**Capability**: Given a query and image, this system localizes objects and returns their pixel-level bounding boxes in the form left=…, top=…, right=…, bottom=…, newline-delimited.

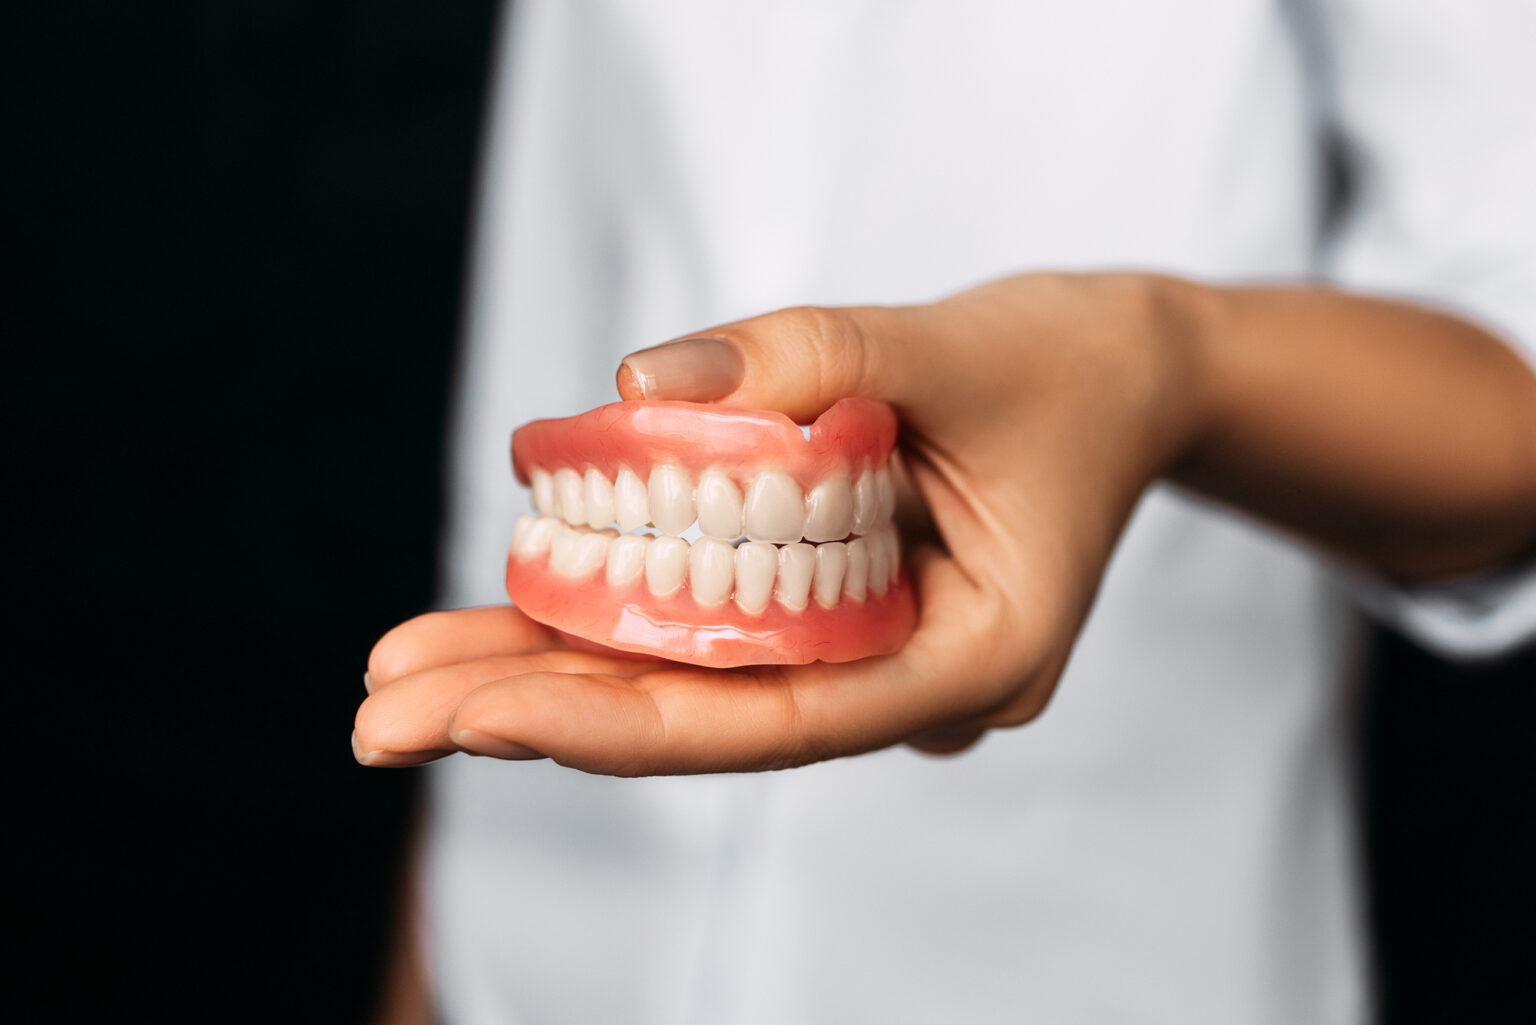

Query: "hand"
left=355, top=273, right=1207, bottom=773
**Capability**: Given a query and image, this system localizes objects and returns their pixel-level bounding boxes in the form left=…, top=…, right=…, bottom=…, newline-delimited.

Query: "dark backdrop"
left=7, top=3, right=1531, bottom=1023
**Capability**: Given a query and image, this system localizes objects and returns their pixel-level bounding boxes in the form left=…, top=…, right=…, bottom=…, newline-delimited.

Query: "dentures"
left=505, top=399, right=917, bottom=667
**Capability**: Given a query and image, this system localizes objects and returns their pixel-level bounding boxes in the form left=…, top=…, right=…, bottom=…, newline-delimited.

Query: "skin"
left=355, top=273, right=1536, bottom=774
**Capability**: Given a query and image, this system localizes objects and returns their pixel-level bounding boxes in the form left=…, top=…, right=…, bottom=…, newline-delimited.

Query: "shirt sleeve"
left=1311, top=0, right=1536, bottom=659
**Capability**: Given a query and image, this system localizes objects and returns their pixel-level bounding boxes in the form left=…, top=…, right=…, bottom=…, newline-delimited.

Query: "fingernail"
left=363, top=670, right=374, bottom=694
left=619, top=337, right=743, bottom=401
left=452, top=728, right=546, bottom=761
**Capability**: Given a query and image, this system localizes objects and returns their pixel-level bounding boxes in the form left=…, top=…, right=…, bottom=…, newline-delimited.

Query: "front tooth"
left=583, top=469, right=615, bottom=529
left=689, top=537, right=735, bottom=606
left=745, top=472, right=805, bottom=543
left=554, top=468, right=585, bottom=526
left=696, top=470, right=743, bottom=539
left=645, top=536, right=689, bottom=597
left=803, top=476, right=854, bottom=542
left=775, top=542, right=816, bottom=612
left=512, top=514, right=554, bottom=558
left=867, top=532, right=890, bottom=596
left=530, top=469, right=555, bottom=516
left=813, top=542, right=848, bottom=609
left=648, top=465, right=695, bottom=536
left=734, top=541, right=777, bottom=614
left=844, top=537, right=870, bottom=601
left=852, top=470, right=879, bottom=535
left=875, top=465, right=896, bottom=523
left=614, top=467, right=649, bottom=531
left=606, top=534, right=647, bottom=587
left=550, top=528, right=607, bottom=578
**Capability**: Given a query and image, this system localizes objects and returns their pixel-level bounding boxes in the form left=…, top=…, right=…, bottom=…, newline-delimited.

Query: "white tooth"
left=734, top=541, right=777, bottom=615
left=554, top=468, right=585, bottom=526
left=550, top=527, right=608, bottom=578
left=513, top=515, right=557, bottom=558
left=648, top=465, right=695, bottom=536
left=844, top=537, right=870, bottom=601
left=867, top=531, right=890, bottom=596
left=744, top=472, right=805, bottom=543
left=689, top=537, right=735, bottom=606
left=776, top=542, right=816, bottom=612
left=530, top=469, right=555, bottom=516
left=813, top=542, right=848, bottom=610
left=645, top=535, right=689, bottom=597
left=696, top=469, right=743, bottom=539
left=883, top=526, right=902, bottom=578
left=583, top=469, right=615, bottom=529
left=852, top=470, right=879, bottom=535
left=605, top=534, right=647, bottom=587
left=875, top=464, right=896, bottom=523
left=803, top=476, right=854, bottom=542
left=614, top=466, right=649, bottom=531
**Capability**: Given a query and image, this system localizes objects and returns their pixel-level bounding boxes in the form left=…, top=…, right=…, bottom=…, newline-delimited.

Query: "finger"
left=367, top=606, right=558, bottom=689
left=450, top=558, right=1026, bottom=776
left=616, top=305, right=938, bottom=423
left=905, top=725, right=987, bottom=756
left=354, top=649, right=652, bottom=766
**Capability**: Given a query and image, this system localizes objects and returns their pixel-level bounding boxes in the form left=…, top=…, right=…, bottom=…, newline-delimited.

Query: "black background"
left=8, top=3, right=1532, bottom=1022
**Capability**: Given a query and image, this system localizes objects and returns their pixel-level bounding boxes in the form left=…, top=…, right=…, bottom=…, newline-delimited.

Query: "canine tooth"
left=844, top=537, right=870, bottom=601
left=875, top=465, right=896, bottom=523
left=689, top=537, right=735, bottom=606
left=648, top=465, right=695, bottom=536
left=734, top=541, right=777, bottom=614
left=852, top=470, right=879, bottom=535
left=696, top=470, right=743, bottom=539
left=554, top=468, right=585, bottom=526
left=775, top=542, right=816, bottom=612
left=605, top=533, right=647, bottom=587
left=803, top=476, right=854, bottom=542
left=645, top=536, right=689, bottom=597
left=813, top=542, right=848, bottom=610
left=550, top=527, right=607, bottom=578
left=867, top=532, right=890, bottom=596
left=614, top=466, right=649, bottom=531
left=745, top=472, right=805, bottom=543
left=583, top=469, right=615, bottom=529
left=530, top=469, right=555, bottom=516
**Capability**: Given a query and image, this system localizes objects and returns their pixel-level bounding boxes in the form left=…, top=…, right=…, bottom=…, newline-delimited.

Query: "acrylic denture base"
left=506, top=399, right=917, bottom=667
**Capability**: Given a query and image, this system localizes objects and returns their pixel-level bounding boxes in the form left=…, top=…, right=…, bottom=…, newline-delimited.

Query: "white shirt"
left=429, top=3, right=1536, bottom=1023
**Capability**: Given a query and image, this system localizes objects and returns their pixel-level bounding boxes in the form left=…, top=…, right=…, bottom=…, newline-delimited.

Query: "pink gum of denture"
left=505, top=399, right=917, bottom=668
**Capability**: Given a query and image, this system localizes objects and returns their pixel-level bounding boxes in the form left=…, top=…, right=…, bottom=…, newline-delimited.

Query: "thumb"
left=616, top=305, right=917, bottom=422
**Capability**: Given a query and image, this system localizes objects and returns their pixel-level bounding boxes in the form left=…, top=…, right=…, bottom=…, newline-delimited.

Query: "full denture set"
left=505, top=399, right=917, bottom=667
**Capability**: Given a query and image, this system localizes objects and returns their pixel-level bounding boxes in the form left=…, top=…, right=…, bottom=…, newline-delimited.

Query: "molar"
left=803, top=476, right=854, bottom=543
left=550, top=525, right=607, bottom=578
left=744, top=471, right=805, bottom=544
left=530, top=469, right=555, bottom=516
left=554, top=467, right=586, bottom=526
left=645, top=535, right=689, bottom=597
left=775, top=542, right=816, bottom=612
left=512, top=514, right=556, bottom=557
left=851, top=470, right=879, bottom=535
left=696, top=469, right=743, bottom=540
left=733, top=541, right=777, bottom=614
left=844, top=537, right=870, bottom=601
left=614, top=466, right=649, bottom=532
left=583, top=468, right=615, bottom=529
left=606, top=533, right=647, bottom=587
left=689, top=537, right=735, bottom=606
left=648, top=465, right=695, bottom=536
left=813, top=542, right=848, bottom=610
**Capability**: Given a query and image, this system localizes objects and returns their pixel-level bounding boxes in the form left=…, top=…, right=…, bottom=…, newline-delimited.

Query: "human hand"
left=354, top=273, right=1209, bottom=773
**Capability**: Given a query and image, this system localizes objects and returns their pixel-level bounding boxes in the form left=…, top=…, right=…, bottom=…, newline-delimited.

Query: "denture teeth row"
left=512, top=515, right=902, bottom=613
left=529, top=465, right=896, bottom=543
